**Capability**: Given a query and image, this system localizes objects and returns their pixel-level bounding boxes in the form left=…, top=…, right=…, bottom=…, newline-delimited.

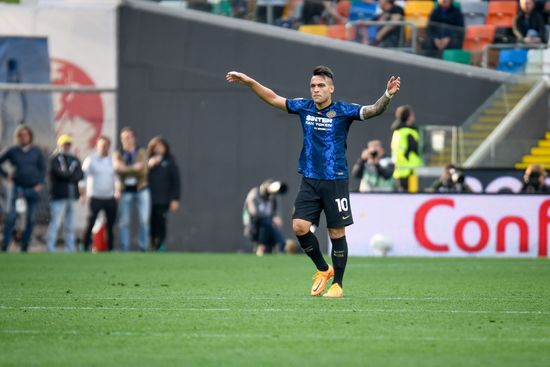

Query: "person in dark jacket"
left=46, top=134, right=83, bottom=252
left=147, top=137, right=180, bottom=251
left=513, top=0, right=547, bottom=44
left=0, top=125, right=45, bottom=252
left=425, top=0, right=464, bottom=56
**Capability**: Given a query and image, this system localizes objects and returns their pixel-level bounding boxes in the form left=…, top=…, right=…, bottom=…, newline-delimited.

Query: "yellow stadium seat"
left=298, top=25, right=328, bottom=37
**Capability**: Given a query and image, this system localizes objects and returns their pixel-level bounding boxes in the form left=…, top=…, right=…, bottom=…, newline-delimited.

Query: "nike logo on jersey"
left=342, top=215, right=351, bottom=220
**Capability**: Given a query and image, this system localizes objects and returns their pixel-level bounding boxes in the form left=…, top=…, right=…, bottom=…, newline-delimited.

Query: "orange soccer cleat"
left=310, top=265, right=334, bottom=296
left=323, top=283, right=344, bottom=298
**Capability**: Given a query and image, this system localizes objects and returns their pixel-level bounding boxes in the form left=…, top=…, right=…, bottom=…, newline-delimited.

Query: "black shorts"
left=292, top=177, right=353, bottom=228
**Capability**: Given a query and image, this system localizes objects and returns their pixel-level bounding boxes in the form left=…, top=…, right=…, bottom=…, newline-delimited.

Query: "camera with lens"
left=449, top=168, right=465, bottom=184
left=259, top=179, right=288, bottom=198
left=369, top=150, right=378, bottom=159
left=525, top=171, right=541, bottom=187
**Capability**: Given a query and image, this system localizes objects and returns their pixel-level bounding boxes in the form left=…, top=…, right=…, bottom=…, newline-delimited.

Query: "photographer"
left=351, top=140, right=394, bottom=192
left=521, top=164, right=548, bottom=193
left=429, top=163, right=472, bottom=193
left=243, top=179, right=288, bottom=256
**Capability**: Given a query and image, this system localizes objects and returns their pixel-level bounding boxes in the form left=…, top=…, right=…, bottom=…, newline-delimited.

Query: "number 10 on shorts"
left=335, top=198, right=349, bottom=212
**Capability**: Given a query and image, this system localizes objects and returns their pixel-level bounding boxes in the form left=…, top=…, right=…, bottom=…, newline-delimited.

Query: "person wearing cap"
left=0, top=125, right=46, bottom=252
left=46, top=134, right=83, bottom=252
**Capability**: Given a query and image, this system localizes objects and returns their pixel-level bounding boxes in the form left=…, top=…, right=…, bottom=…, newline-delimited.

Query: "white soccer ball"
left=370, top=233, right=393, bottom=257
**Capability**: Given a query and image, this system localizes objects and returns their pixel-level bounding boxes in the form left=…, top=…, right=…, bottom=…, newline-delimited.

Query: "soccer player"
left=226, top=66, right=400, bottom=298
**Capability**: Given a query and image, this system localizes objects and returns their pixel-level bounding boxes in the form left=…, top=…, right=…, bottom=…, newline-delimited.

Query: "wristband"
left=385, top=90, right=393, bottom=99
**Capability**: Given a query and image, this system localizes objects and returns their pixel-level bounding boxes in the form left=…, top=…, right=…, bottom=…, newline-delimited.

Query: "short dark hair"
left=396, top=105, right=412, bottom=123
left=98, top=135, right=111, bottom=145
left=313, top=66, right=334, bottom=81
left=120, top=126, right=134, bottom=135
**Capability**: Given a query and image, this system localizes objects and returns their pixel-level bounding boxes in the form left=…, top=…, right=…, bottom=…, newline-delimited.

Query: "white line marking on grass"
left=2, top=295, right=544, bottom=302
left=0, top=305, right=548, bottom=315
left=2, top=329, right=550, bottom=344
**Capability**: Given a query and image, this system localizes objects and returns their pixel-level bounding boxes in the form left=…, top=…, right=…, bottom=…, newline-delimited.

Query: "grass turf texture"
left=0, top=254, right=549, bottom=367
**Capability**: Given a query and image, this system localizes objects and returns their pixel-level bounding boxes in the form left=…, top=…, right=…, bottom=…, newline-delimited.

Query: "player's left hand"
left=387, top=76, right=401, bottom=96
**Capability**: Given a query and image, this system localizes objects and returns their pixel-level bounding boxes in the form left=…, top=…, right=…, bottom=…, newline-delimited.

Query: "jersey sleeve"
left=341, top=101, right=363, bottom=121
left=286, top=98, right=307, bottom=115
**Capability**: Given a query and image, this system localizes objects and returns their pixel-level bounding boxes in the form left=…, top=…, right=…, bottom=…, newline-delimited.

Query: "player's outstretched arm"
left=361, top=76, right=401, bottom=120
left=226, top=71, right=287, bottom=111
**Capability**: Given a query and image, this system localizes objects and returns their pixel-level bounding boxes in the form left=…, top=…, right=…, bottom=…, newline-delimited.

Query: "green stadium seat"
left=442, top=49, right=472, bottom=65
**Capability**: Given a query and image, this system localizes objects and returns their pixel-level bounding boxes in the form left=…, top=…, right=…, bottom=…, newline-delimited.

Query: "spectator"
left=113, top=127, right=150, bottom=252
left=80, top=136, right=119, bottom=252
left=373, top=0, right=405, bottom=48
left=351, top=140, right=395, bottom=192
left=0, top=125, right=45, bottom=252
left=425, top=0, right=464, bottom=56
left=46, top=134, right=83, bottom=252
left=428, top=163, right=472, bottom=193
left=300, top=0, right=345, bottom=25
left=520, top=164, right=548, bottom=193
left=243, top=179, right=288, bottom=255
left=390, top=105, right=423, bottom=192
left=147, top=137, right=181, bottom=252
left=513, top=0, right=547, bottom=44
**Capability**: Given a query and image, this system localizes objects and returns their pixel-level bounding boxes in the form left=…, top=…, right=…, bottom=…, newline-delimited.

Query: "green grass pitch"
left=0, top=253, right=549, bottom=366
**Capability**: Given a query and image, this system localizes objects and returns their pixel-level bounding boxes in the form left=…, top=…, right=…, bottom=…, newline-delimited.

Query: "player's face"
left=310, top=75, right=334, bottom=106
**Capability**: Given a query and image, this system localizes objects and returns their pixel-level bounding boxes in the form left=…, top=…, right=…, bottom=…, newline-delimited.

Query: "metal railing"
left=345, top=20, right=418, bottom=53
left=481, top=43, right=549, bottom=71
left=463, top=79, right=547, bottom=167
left=421, top=125, right=460, bottom=166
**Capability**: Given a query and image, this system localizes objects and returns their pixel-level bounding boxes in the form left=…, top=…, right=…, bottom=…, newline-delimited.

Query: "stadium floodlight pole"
left=0, top=83, right=116, bottom=93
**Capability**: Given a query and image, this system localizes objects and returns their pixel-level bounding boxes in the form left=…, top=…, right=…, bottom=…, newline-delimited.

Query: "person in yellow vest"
left=390, top=105, right=423, bottom=192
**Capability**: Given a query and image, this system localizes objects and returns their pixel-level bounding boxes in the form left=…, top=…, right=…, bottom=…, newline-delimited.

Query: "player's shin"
left=297, top=231, right=329, bottom=271
left=330, top=236, right=348, bottom=287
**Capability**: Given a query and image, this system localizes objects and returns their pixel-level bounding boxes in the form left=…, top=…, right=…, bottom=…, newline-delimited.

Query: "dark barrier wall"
left=118, top=1, right=509, bottom=252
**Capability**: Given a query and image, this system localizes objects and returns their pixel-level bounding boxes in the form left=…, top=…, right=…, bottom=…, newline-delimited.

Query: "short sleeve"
left=341, top=102, right=362, bottom=121
left=286, top=98, right=306, bottom=115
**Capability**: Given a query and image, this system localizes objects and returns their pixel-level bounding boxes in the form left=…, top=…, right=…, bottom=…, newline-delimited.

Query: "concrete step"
left=493, top=99, right=521, bottom=108
left=531, top=147, right=550, bottom=155
left=539, top=140, right=550, bottom=147
left=463, top=131, right=490, bottom=139
left=522, top=155, right=550, bottom=164
left=470, top=124, right=498, bottom=131
left=508, top=84, right=533, bottom=93
left=515, top=162, right=550, bottom=170
left=476, top=116, right=502, bottom=124
left=483, top=108, right=507, bottom=115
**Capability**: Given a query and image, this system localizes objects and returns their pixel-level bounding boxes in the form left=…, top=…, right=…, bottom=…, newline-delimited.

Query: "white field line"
left=1, top=295, right=545, bottom=302
left=0, top=304, right=548, bottom=315
left=1, top=329, right=550, bottom=344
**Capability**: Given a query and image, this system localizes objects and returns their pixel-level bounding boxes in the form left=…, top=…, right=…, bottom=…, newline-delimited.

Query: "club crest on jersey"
left=326, top=111, right=336, bottom=118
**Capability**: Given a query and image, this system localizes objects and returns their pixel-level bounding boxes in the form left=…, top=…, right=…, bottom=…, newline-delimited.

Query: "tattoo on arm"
left=361, top=94, right=392, bottom=120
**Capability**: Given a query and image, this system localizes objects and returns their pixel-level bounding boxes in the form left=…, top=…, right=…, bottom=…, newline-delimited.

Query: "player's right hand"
left=226, top=71, right=251, bottom=85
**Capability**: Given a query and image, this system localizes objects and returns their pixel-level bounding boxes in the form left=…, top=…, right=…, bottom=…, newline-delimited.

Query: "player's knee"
left=328, top=227, right=345, bottom=239
left=292, top=220, right=310, bottom=236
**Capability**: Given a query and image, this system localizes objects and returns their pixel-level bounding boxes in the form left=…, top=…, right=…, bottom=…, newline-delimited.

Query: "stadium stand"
left=517, top=131, right=550, bottom=170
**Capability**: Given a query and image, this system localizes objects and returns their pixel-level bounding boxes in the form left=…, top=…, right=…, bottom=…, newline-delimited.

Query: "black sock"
left=297, top=231, right=328, bottom=271
left=330, top=236, right=348, bottom=287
